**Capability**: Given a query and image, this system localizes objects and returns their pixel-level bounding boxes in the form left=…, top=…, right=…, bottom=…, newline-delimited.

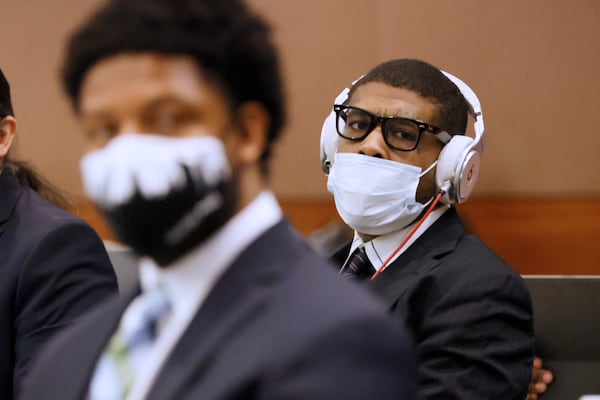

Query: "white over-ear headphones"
left=319, top=70, right=485, bottom=204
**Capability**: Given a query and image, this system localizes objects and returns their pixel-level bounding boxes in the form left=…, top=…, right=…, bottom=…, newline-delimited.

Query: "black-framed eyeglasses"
left=333, top=104, right=451, bottom=151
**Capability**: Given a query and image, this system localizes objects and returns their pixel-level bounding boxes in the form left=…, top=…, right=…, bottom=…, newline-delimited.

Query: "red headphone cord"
left=370, top=190, right=445, bottom=280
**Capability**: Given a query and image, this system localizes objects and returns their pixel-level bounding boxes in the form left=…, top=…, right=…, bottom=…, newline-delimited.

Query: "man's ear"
left=0, top=116, right=16, bottom=158
left=234, top=101, right=270, bottom=164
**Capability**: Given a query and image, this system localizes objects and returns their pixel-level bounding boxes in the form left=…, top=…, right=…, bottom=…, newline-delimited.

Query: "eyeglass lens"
left=338, top=106, right=422, bottom=151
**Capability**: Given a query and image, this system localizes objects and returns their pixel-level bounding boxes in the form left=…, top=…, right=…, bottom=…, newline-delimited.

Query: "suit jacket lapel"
left=148, top=220, right=294, bottom=400
left=366, top=208, right=465, bottom=308
left=42, top=288, right=138, bottom=400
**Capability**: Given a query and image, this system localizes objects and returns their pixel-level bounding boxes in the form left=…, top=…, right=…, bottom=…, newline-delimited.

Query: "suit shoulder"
left=419, top=234, right=532, bottom=312
left=15, top=187, right=101, bottom=242
left=437, top=233, right=522, bottom=280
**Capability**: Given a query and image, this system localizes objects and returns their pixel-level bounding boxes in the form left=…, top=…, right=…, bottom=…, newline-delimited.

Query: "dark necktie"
left=341, top=247, right=375, bottom=281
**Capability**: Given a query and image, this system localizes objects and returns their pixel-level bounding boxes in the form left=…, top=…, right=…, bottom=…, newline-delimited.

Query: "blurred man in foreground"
left=22, top=1, right=416, bottom=399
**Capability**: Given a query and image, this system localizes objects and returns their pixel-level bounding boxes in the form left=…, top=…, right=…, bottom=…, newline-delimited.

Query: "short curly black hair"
left=348, top=59, right=470, bottom=135
left=61, top=0, right=285, bottom=166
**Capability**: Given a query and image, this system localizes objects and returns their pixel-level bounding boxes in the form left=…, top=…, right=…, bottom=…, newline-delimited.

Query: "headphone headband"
left=440, top=70, right=485, bottom=153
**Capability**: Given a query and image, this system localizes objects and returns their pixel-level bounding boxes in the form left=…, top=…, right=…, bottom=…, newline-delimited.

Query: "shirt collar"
left=139, top=190, right=282, bottom=314
left=348, top=204, right=450, bottom=272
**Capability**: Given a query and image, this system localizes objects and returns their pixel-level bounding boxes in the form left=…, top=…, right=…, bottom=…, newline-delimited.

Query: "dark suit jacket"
left=22, top=220, right=417, bottom=400
left=0, top=170, right=118, bottom=399
left=333, top=207, right=534, bottom=400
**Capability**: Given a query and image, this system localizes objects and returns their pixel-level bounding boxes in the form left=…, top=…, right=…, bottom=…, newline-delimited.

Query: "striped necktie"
left=341, top=247, right=375, bottom=281
left=89, top=289, right=171, bottom=400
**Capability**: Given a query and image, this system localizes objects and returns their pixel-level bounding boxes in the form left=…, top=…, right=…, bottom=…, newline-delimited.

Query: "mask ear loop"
left=419, top=160, right=437, bottom=178
left=370, top=189, right=445, bottom=280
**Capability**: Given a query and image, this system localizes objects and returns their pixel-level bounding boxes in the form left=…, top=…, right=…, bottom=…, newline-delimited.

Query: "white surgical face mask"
left=327, top=152, right=436, bottom=236
left=80, top=133, right=236, bottom=266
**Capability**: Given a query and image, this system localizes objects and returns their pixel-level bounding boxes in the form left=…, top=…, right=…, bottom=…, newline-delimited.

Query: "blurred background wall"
left=1, top=0, right=599, bottom=273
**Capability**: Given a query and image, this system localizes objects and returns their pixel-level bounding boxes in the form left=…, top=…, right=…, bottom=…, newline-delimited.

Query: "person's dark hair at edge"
left=61, top=0, right=286, bottom=174
left=348, top=58, right=470, bottom=136
left=0, top=68, right=69, bottom=209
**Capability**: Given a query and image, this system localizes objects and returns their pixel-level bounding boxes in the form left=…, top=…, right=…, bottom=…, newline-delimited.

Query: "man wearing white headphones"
left=322, top=58, right=534, bottom=399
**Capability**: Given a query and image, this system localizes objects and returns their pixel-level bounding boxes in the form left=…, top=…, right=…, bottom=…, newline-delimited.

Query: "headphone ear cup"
left=320, top=86, right=351, bottom=175
left=320, top=109, right=338, bottom=175
left=435, top=135, right=480, bottom=204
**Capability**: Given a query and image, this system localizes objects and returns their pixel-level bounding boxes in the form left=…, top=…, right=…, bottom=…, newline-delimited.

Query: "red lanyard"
left=370, top=191, right=445, bottom=280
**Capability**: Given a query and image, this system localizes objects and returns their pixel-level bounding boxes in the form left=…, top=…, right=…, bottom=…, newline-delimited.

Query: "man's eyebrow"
left=376, top=108, right=418, bottom=119
left=139, top=95, right=193, bottom=111
left=81, top=94, right=193, bottom=118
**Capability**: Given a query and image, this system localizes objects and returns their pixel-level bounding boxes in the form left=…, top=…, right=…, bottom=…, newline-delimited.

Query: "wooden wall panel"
left=458, top=198, right=600, bottom=275
left=3, top=0, right=600, bottom=199
left=73, top=197, right=600, bottom=276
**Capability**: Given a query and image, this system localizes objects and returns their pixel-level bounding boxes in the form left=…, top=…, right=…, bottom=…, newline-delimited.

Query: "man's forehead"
left=78, top=53, right=217, bottom=114
left=349, top=82, right=437, bottom=120
left=82, top=54, right=205, bottom=91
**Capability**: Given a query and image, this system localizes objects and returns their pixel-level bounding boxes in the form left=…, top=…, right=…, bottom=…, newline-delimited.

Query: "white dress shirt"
left=126, top=190, right=282, bottom=400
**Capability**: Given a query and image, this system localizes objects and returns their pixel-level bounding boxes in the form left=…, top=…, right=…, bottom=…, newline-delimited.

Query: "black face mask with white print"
left=81, top=134, right=237, bottom=266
